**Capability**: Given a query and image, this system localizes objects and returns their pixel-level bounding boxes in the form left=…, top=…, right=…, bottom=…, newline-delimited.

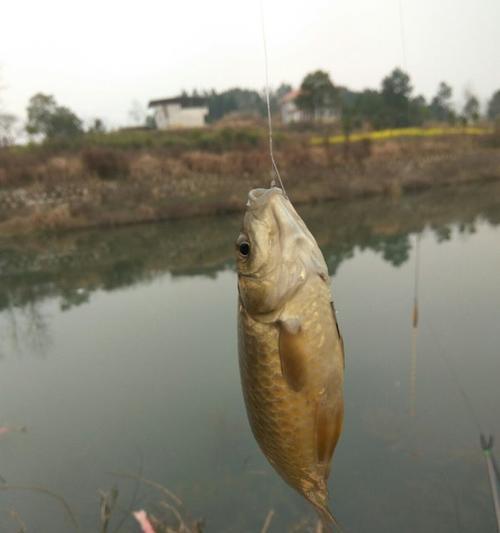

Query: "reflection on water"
left=0, top=181, right=500, bottom=531
left=409, top=234, right=420, bottom=419
left=0, top=302, right=51, bottom=359
left=2, top=182, right=498, bottom=321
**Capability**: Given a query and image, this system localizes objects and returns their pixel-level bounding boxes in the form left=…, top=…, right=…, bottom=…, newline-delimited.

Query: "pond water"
left=1, top=182, right=499, bottom=532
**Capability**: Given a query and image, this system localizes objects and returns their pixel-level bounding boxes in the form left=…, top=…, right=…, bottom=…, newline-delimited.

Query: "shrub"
left=480, top=121, right=500, bottom=148
left=181, top=151, right=223, bottom=173
left=82, top=147, right=129, bottom=180
left=0, top=149, right=43, bottom=187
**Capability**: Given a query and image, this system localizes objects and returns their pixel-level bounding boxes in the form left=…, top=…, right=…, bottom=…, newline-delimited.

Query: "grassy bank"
left=0, top=126, right=499, bottom=235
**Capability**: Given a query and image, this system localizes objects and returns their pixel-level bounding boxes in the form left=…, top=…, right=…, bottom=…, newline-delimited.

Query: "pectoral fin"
left=278, top=318, right=307, bottom=392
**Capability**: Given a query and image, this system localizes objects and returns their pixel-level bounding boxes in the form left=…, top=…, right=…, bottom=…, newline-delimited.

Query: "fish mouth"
left=238, top=272, right=258, bottom=279
left=247, top=187, right=285, bottom=210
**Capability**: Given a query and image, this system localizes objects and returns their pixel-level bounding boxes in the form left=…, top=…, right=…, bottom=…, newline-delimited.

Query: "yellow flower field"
left=311, top=126, right=493, bottom=145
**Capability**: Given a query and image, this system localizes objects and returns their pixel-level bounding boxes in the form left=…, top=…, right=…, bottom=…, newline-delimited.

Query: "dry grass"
left=0, top=133, right=499, bottom=236
left=0, top=484, right=78, bottom=529
left=82, top=147, right=130, bottom=180
left=107, top=472, right=203, bottom=533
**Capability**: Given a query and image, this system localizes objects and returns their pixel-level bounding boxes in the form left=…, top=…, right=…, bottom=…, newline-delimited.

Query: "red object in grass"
left=133, top=510, right=156, bottom=533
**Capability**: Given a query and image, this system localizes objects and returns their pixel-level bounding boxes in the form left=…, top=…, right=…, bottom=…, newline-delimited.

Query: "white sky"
left=1, top=0, right=499, bottom=127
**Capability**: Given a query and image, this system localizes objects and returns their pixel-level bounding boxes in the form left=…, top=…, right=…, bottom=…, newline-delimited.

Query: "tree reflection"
left=376, top=234, right=412, bottom=267
left=60, top=288, right=90, bottom=311
left=101, top=258, right=147, bottom=291
left=0, top=180, right=499, bottom=359
left=0, top=300, right=51, bottom=358
left=433, top=225, right=452, bottom=242
left=23, top=302, right=51, bottom=356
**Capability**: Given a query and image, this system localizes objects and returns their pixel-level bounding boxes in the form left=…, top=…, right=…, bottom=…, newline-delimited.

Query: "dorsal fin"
left=330, top=301, right=345, bottom=369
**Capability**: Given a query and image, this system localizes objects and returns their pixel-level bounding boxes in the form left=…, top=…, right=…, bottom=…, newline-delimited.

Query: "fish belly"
left=238, top=277, right=343, bottom=504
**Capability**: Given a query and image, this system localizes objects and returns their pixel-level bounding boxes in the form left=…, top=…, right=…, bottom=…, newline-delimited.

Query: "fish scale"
left=237, top=189, right=344, bottom=531
left=239, top=276, right=341, bottom=503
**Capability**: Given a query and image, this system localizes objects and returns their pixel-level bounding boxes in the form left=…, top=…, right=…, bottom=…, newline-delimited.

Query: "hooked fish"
left=236, top=187, right=345, bottom=528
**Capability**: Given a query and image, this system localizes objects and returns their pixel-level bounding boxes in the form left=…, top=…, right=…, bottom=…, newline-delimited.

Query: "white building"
left=148, top=96, right=208, bottom=130
left=280, top=89, right=340, bottom=125
left=280, top=89, right=306, bottom=125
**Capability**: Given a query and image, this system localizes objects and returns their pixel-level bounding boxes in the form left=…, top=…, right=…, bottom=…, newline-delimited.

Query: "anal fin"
left=315, top=386, right=343, bottom=469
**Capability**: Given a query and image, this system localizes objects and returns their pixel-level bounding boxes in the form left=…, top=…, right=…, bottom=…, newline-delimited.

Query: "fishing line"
left=413, top=233, right=500, bottom=523
left=398, top=0, right=408, bottom=71
left=424, top=319, right=483, bottom=436
left=397, top=0, right=413, bottom=128
left=259, top=0, right=287, bottom=197
left=411, top=234, right=482, bottom=433
left=413, top=233, right=420, bottom=311
left=409, top=234, right=420, bottom=417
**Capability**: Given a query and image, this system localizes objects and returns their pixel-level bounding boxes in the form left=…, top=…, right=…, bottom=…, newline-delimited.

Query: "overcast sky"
left=1, top=0, right=499, bottom=127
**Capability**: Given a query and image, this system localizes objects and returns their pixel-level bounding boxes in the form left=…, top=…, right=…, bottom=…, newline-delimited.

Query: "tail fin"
left=311, top=501, right=344, bottom=533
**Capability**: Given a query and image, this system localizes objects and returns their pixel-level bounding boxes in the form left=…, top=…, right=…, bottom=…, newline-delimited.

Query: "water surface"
left=1, top=182, right=499, bottom=532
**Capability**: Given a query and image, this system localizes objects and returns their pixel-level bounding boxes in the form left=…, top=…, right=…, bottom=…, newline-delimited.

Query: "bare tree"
left=0, top=113, right=17, bottom=146
left=0, top=68, right=18, bottom=146
left=463, top=90, right=480, bottom=124
left=128, top=99, right=146, bottom=126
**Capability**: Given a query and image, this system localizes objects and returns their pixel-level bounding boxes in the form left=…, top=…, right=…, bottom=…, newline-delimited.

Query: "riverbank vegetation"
left=1, top=126, right=500, bottom=235
left=1, top=66, right=500, bottom=235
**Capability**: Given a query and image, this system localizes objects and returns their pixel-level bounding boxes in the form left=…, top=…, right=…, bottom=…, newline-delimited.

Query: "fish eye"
left=239, top=242, right=251, bottom=257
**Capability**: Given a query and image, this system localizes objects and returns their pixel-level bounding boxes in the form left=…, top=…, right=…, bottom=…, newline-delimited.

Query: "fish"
left=236, top=187, right=345, bottom=528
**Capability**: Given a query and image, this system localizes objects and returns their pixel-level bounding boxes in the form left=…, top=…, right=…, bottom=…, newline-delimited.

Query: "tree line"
left=1, top=68, right=500, bottom=144
left=187, top=69, right=500, bottom=133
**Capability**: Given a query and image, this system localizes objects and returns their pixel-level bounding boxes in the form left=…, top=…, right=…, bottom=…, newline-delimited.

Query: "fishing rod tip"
left=480, top=433, right=494, bottom=451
